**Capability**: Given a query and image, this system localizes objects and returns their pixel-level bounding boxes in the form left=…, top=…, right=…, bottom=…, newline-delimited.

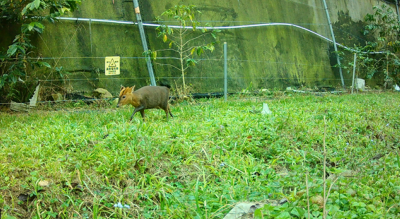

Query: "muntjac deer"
left=117, top=85, right=173, bottom=121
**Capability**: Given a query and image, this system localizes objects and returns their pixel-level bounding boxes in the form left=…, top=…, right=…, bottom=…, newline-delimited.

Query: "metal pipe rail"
left=57, top=16, right=385, bottom=55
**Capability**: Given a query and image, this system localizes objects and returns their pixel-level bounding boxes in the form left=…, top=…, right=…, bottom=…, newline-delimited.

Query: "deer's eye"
left=122, top=95, right=126, bottom=99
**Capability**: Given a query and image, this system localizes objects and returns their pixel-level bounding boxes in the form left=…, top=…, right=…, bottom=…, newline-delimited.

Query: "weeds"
left=0, top=92, right=400, bottom=218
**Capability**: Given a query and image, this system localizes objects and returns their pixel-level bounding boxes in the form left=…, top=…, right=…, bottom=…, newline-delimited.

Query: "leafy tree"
left=0, top=0, right=80, bottom=101
left=148, top=5, right=220, bottom=92
left=347, top=4, right=400, bottom=86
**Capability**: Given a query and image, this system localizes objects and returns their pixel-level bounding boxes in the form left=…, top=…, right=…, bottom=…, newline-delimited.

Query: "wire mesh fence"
left=0, top=54, right=357, bottom=106
left=0, top=0, right=394, bottom=107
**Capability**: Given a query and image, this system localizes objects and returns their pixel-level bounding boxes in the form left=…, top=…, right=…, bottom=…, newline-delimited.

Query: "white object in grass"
left=261, top=103, right=272, bottom=115
left=29, top=84, right=40, bottom=106
left=356, top=78, right=365, bottom=90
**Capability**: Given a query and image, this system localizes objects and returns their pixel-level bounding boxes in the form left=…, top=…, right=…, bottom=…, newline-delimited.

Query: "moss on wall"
left=25, top=0, right=384, bottom=95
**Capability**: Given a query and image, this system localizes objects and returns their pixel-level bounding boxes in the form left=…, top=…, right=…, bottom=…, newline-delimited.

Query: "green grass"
left=1, top=92, right=400, bottom=218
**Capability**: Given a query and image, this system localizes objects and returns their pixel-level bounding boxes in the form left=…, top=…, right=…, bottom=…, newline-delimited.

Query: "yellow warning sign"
left=105, top=56, right=120, bottom=75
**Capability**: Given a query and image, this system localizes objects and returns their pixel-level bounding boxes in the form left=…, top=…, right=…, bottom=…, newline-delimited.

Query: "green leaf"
left=60, top=7, right=71, bottom=14
left=190, top=47, right=196, bottom=55
left=276, top=212, right=291, bottom=219
left=29, top=3, right=35, bottom=10
left=254, top=208, right=263, bottom=218
left=152, top=51, right=157, bottom=60
left=367, top=204, right=376, bottom=212
left=33, top=22, right=44, bottom=29
left=17, top=46, right=26, bottom=55
left=186, top=59, right=197, bottom=67
left=13, top=35, right=21, bottom=43
left=196, top=47, right=203, bottom=56
left=163, top=34, right=168, bottom=42
left=312, top=211, right=321, bottom=217
left=38, top=61, right=51, bottom=68
left=21, top=3, right=31, bottom=15
left=396, top=153, right=400, bottom=168
left=66, top=0, right=80, bottom=11
left=352, top=202, right=366, bottom=208
left=3, top=214, right=17, bottom=219
left=33, top=0, right=41, bottom=9
left=33, top=27, right=43, bottom=34
left=208, top=44, right=215, bottom=52
left=46, top=17, right=54, bottom=23
left=28, top=23, right=35, bottom=31
left=7, top=45, right=18, bottom=56
left=290, top=207, right=305, bottom=217
left=27, top=22, right=45, bottom=33
left=167, top=27, right=173, bottom=35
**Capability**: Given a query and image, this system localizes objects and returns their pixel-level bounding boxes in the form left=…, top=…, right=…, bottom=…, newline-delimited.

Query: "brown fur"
left=117, top=85, right=173, bottom=121
left=119, top=85, right=135, bottom=97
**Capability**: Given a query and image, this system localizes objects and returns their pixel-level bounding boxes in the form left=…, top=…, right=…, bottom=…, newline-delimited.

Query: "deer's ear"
left=120, top=85, right=125, bottom=91
left=132, top=85, right=136, bottom=92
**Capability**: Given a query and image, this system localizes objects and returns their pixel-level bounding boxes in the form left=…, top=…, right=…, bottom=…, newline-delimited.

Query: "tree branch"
left=183, top=54, right=193, bottom=60
left=154, top=48, right=180, bottom=54
left=182, top=32, right=211, bottom=48
left=154, top=62, right=181, bottom=71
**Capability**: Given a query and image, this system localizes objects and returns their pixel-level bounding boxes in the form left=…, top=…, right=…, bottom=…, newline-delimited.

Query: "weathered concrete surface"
left=1, top=0, right=391, bottom=95
left=327, top=0, right=377, bottom=22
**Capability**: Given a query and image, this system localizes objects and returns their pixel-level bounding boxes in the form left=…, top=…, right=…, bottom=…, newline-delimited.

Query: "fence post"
left=224, top=42, right=228, bottom=101
left=132, top=0, right=156, bottom=86
left=322, top=0, right=345, bottom=88
left=89, top=19, right=92, bottom=54
left=351, top=53, right=357, bottom=94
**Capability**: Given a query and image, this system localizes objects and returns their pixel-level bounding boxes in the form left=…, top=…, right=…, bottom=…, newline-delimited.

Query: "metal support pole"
left=351, top=53, right=357, bottom=94
left=132, top=0, right=156, bottom=86
left=224, top=42, right=228, bottom=101
left=322, top=0, right=345, bottom=88
left=89, top=19, right=92, bottom=54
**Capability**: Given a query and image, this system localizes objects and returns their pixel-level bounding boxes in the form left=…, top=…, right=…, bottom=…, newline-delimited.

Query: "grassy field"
left=1, top=92, right=400, bottom=218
